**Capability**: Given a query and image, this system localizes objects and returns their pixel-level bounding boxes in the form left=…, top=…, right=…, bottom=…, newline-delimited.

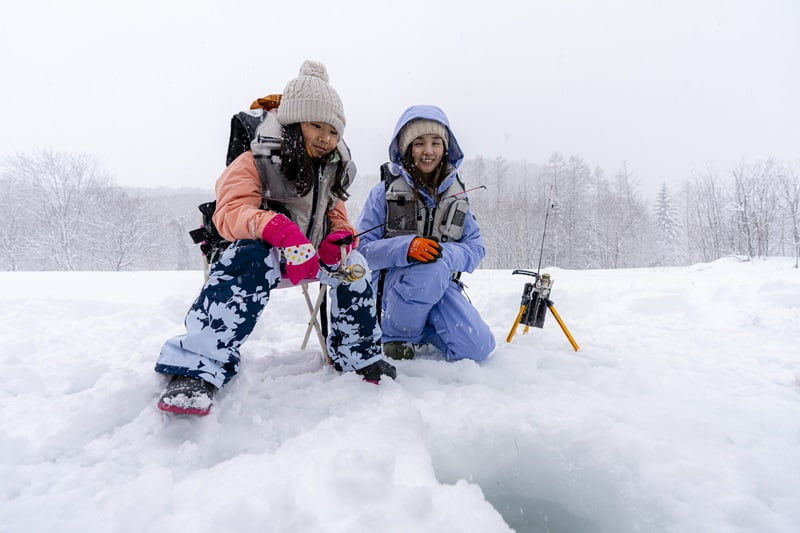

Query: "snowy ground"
left=1, top=258, right=799, bottom=533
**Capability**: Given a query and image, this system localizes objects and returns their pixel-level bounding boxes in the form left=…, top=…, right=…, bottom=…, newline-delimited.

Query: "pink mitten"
left=318, top=230, right=355, bottom=265
left=261, top=214, right=319, bottom=284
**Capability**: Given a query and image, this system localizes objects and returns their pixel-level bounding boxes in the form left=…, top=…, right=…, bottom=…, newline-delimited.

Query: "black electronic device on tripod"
left=506, top=269, right=579, bottom=351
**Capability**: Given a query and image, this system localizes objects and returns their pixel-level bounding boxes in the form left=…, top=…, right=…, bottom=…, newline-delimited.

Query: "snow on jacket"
left=213, top=113, right=355, bottom=247
left=356, top=105, right=486, bottom=274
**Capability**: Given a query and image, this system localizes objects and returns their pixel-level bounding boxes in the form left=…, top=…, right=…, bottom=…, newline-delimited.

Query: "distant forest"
left=1, top=150, right=798, bottom=271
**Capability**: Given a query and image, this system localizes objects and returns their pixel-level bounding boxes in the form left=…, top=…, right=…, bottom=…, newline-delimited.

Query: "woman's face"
left=300, top=122, right=339, bottom=158
left=410, top=134, right=445, bottom=175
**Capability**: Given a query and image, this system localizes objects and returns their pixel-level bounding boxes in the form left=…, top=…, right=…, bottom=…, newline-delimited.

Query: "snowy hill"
left=1, top=258, right=799, bottom=532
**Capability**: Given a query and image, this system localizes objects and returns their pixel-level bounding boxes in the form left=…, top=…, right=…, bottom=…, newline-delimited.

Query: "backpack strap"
left=188, top=200, right=231, bottom=264
left=374, top=162, right=400, bottom=325
left=380, top=162, right=400, bottom=188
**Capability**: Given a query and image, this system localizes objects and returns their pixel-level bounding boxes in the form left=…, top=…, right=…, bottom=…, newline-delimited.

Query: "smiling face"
left=409, top=134, right=445, bottom=176
left=300, top=121, right=339, bottom=158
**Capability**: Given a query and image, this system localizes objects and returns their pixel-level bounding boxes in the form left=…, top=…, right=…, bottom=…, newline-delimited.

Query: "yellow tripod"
left=506, top=270, right=580, bottom=352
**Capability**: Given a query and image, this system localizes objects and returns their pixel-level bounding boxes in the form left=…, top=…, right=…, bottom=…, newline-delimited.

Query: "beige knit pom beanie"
left=276, top=60, right=346, bottom=135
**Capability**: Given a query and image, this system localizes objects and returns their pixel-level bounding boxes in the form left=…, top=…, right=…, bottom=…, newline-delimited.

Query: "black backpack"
left=189, top=97, right=281, bottom=264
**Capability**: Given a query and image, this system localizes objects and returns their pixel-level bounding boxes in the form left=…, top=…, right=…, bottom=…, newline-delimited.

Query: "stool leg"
left=301, top=284, right=330, bottom=362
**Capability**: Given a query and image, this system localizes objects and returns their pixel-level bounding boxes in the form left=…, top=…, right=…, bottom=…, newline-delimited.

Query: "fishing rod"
left=506, top=184, right=580, bottom=351
left=536, top=184, right=555, bottom=276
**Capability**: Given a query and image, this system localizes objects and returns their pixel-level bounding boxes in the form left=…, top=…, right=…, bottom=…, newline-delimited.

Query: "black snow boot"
left=356, top=359, right=397, bottom=384
left=382, top=341, right=415, bottom=360
left=157, top=374, right=216, bottom=416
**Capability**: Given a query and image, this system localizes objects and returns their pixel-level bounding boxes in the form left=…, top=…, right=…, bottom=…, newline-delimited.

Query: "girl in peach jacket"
left=155, top=61, right=395, bottom=416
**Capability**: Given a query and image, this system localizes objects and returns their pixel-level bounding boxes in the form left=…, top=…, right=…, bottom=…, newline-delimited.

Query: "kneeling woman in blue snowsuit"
left=356, top=105, right=495, bottom=362
left=154, top=61, right=396, bottom=416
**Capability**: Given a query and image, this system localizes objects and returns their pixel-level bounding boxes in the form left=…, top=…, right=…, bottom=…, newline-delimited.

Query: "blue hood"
left=388, top=105, right=464, bottom=192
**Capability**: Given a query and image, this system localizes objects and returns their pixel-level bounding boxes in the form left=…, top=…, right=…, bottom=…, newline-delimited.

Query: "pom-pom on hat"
left=398, top=119, right=448, bottom=155
left=277, top=60, right=346, bottom=135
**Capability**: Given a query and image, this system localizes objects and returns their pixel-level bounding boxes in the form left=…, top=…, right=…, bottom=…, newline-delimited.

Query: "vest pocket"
left=385, top=189, right=418, bottom=237
left=439, top=198, right=468, bottom=242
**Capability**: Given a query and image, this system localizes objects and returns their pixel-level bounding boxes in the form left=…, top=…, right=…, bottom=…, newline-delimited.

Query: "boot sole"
left=157, top=400, right=211, bottom=416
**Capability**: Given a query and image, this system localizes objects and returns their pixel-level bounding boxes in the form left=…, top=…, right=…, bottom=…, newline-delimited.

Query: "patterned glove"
left=261, top=214, right=319, bottom=284
left=318, top=230, right=355, bottom=265
left=407, top=237, right=442, bottom=264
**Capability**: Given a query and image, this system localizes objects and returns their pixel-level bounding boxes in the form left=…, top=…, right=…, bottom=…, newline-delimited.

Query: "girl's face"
left=410, top=134, right=445, bottom=175
left=300, top=121, right=340, bottom=158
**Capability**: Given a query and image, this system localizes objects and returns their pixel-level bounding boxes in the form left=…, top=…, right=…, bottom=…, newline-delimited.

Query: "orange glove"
left=407, top=237, right=442, bottom=263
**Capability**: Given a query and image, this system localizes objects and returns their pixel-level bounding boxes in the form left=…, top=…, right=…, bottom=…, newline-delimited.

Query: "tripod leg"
left=547, top=303, right=580, bottom=352
left=506, top=305, right=527, bottom=343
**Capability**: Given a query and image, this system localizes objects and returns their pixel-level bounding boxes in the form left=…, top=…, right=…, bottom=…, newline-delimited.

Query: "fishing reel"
left=507, top=269, right=580, bottom=351
left=322, top=236, right=365, bottom=283
left=333, top=261, right=366, bottom=283
left=513, top=270, right=552, bottom=329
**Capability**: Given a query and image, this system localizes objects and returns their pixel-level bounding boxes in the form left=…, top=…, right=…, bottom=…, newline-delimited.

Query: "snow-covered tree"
left=729, top=160, right=778, bottom=258
left=1, top=150, right=166, bottom=271
left=778, top=163, right=800, bottom=268
left=562, top=155, right=593, bottom=268
left=652, top=182, right=683, bottom=265
left=684, top=168, right=728, bottom=263
left=83, top=185, right=162, bottom=271
left=5, top=150, right=109, bottom=270
left=0, top=174, right=26, bottom=270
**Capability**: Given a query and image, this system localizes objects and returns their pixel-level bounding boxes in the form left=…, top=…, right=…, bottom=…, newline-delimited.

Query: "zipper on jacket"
left=422, top=190, right=438, bottom=237
left=423, top=205, right=435, bottom=237
left=305, top=164, right=323, bottom=237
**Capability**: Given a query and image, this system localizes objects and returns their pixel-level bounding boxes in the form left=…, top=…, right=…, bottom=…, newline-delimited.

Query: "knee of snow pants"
left=379, top=261, right=496, bottom=361
left=380, top=261, right=452, bottom=341
left=427, top=284, right=496, bottom=362
left=155, top=239, right=281, bottom=388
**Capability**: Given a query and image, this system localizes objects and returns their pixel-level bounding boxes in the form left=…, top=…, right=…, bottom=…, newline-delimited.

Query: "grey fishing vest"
left=381, top=163, right=469, bottom=242
left=250, top=116, right=355, bottom=248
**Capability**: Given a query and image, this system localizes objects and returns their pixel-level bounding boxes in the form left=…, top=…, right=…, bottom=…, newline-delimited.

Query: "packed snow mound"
left=1, top=257, right=799, bottom=532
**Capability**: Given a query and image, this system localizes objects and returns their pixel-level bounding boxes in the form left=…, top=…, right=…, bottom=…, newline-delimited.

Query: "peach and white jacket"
left=212, top=115, right=356, bottom=248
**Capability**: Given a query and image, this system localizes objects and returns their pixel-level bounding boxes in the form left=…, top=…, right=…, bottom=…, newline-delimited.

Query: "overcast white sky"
left=2, top=0, right=798, bottom=198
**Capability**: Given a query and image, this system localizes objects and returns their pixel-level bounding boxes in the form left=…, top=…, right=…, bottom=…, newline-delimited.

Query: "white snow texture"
left=1, top=257, right=799, bottom=532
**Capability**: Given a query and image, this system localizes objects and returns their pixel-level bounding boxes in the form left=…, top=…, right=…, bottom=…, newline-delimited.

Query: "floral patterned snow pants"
left=155, top=239, right=382, bottom=388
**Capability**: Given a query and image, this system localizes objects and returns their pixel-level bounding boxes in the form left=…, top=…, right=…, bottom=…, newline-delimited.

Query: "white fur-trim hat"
left=277, top=60, right=346, bottom=135
left=398, top=119, right=448, bottom=155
